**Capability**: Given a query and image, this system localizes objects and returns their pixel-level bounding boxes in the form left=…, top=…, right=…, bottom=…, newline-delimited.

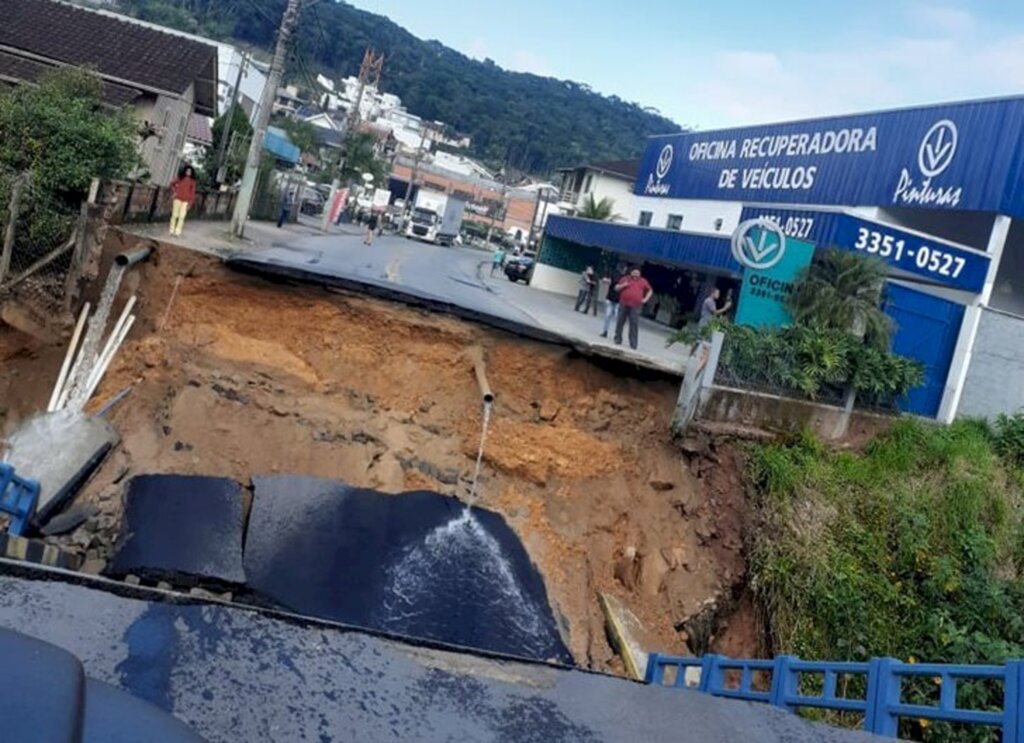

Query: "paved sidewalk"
left=122, top=215, right=363, bottom=257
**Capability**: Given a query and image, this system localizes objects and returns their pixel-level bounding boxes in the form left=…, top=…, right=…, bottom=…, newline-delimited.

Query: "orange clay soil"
left=0, top=232, right=752, bottom=671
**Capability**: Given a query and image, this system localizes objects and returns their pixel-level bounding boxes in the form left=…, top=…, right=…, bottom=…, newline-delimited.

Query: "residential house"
left=273, top=85, right=305, bottom=117
left=64, top=5, right=269, bottom=125
left=0, top=0, right=218, bottom=186
left=555, top=159, right=639, bottom=221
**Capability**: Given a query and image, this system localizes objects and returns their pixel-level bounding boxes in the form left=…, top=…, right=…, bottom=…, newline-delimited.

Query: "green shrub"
left=991, top=412, right=1024, bottom=468
left=669, top=319, right=923, bottom=406
left=748, top=421, right=1024, bottom=740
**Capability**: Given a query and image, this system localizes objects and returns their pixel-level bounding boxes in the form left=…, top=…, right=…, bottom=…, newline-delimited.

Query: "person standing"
left=574, top=266, right=597, bottom=312
left=490, top=246, right=506, bottom=277
left=168, top=165, right=197, bottom=237
left=698, top=287, right=732, bottom=328
left=277, top=187, right=293, bottom=229
left=364, top=211, right=380, bottom=245
left=600, top=272, right=622, bottom=338
left=614, top=267, right=653, bottom=350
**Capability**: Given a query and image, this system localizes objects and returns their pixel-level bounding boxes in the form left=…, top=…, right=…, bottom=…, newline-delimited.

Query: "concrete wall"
left=530, top=263, right=579, bottom=296
left=697, top=385, right=895, bottom=441
left=631, top=196, right=743, bottom=236
left=957, top=308, right=1024, bottom=419
left=588, top=174, right=636, bottom=221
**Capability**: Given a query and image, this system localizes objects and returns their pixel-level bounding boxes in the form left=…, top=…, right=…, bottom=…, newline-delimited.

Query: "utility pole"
left=322, top=48, right=384, bottom=232
left=231, top=0, right=302, bottom=238
left=400, top=121, right=432, bottom=227
left=215, top=51, right=248, bottom=186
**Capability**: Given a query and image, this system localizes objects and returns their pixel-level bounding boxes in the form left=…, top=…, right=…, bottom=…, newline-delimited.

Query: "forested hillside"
left=109, top=0, right=683, bottom=173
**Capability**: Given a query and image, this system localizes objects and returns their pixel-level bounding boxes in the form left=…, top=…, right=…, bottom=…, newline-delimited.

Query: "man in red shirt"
left=613, top=267, right=653, bottom=350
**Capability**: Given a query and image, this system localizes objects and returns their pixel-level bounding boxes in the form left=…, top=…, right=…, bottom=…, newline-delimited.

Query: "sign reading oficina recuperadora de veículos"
left=636, top=97, right=1024, bottom=218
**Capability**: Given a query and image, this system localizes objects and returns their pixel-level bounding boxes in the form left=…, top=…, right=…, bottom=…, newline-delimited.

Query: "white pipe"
left=72, top=295, right=136, bottom=411
left=83, top=314, right=135, bottom=406
left=47, top=302, right=90, bottom=412
left=84, top=307, right=134, bottom=397
left=92, top=295, right=136, bottom=374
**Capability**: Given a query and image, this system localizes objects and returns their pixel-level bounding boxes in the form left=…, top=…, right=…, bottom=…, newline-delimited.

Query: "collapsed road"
left=0, top=230, right=751, bottom=683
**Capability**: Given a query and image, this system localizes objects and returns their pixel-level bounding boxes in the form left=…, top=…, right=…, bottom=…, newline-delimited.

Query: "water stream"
left=467, top=400, right=492, bottom=506
left=64, top=264, right=126, bottom=412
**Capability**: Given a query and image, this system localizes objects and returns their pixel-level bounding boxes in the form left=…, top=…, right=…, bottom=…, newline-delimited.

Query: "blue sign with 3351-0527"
left=737, top=206, right=990, bottom=293
left=636, top=97, right=1024, bottom=219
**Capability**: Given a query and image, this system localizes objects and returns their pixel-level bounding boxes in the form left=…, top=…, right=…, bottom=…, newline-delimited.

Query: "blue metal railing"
left=646, top=653, right=1024, bottom=740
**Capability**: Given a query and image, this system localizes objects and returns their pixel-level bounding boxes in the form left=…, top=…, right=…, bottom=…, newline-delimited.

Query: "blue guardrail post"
left=868, top=657, right=901, bottom=737
left=1005, top=660, right=1024, bottom=743
left=769, top=656, right=798, bottom=712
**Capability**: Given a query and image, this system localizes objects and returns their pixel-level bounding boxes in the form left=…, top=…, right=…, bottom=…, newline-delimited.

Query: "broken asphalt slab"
left=108, top=475, right=245, bottom=584
left=0, top=567, right=888, bottom=743
left=244, top=475, right=571, bottom=663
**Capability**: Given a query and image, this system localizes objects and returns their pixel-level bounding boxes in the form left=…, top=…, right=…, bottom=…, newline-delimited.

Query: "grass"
left=746, top=420, right=1024, bottom=740
left=745, top=419, right=1024, bottom=740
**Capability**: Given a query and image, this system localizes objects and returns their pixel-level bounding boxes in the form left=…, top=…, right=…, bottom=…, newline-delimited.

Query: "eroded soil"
left=0, top=232, right=754, bottom=670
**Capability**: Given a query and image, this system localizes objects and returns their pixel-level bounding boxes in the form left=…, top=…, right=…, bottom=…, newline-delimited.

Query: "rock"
left=649, top=471, right=676, bottom=492
left=638, top=550, right=670, bottom=597
left=157, top=581, right=172, bottom=591
left=679, top=435, right=710, bottom=457
left=613, top=546, right=639, bottom=591
left=220, top=592, right=233, bottom=602
left=538, top=400, right=560, bottom=422
left=661, top=546, right=686, bottom=571
left=268, top=405, right=289, bottom=417
left=80, top=558, right=106, bottom=575
left=189, top=587, right=219, bottom=601
left=40, top=504, right=100, bottom=536
left=124, top=574, right=140, bottom=585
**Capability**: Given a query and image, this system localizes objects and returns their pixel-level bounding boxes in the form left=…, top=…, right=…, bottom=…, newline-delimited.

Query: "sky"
left=345, top=0, right=1024, bottom=130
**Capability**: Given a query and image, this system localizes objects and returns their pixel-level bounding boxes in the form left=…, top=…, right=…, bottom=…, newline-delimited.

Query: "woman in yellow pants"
left=169, top=165, right=197, bottom=236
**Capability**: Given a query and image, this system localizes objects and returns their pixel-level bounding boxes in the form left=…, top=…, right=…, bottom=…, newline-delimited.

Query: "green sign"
left=733, top=223, right=815, bottom=328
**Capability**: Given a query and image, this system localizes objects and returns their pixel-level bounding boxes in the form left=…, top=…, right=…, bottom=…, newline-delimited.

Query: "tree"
left=199, top=103, right=253, bottom=186
left=577, top=194, right=619, bottom=221
left=114, top=0, right=683, bottom=173
left=786, top=249, right=892, bottom=350
left=0, top=68, right=139, bottom=199
left=339, top=131, right=389, bottom=185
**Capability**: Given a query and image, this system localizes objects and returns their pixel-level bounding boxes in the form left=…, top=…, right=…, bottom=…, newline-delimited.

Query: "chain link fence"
left=0, top=165, right=82, bottom=318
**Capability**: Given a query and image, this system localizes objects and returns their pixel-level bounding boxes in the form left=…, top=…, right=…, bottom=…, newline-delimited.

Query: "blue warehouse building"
left=534, top=97, right=1024, bottom=421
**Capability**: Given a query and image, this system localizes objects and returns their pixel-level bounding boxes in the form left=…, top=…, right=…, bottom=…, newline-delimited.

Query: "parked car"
left=299, top=189, right=325, bottom=215
left=504, top=251, right=537, bottom=283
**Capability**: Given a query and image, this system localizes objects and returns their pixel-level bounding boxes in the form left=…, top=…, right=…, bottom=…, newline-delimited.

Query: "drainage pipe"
left=47, top=301, right=90, bottom=412
left=466, top=346, right=495, bottom=404
left=114, top=247, right=152, bottom=267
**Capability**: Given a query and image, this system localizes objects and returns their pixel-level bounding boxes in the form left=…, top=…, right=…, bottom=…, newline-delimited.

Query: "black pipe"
left=114, top=247, right=152, bottom=267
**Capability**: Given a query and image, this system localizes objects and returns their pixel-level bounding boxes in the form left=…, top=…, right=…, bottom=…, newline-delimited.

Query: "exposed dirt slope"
left=0, top=233, right=752, bottom=670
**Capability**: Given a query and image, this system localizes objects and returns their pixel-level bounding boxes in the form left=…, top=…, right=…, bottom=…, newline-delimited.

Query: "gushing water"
left=64, top=264, right=126, bottom=412
left=379, top=505, right=550, bottom=650
left=467, top=400, right=492, bottom=505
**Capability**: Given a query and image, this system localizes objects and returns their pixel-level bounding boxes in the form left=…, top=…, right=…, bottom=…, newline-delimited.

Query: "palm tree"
left=786, top=249, right=892, bottom=349
left=576, top=194, right=620, bottom=221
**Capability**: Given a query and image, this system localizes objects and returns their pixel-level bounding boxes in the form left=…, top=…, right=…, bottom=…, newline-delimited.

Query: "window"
left=714, top=218, right=724, bottom=232
left=638, top=211, right=653, bottom=227
left=666, top=214, right=683, bottom=231
left=583, top=174, right=593, bottom=193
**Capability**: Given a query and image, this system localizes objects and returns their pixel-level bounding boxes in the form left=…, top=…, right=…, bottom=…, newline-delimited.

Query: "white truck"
left=405, top=190, right=466, bottom=246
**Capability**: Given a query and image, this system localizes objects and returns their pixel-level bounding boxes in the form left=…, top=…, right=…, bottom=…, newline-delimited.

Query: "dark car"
left=504, top=251, right=537, bottom=283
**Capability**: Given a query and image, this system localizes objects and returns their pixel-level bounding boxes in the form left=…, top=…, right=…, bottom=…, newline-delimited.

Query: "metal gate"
left=884, top=283, right=965, bottom=418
